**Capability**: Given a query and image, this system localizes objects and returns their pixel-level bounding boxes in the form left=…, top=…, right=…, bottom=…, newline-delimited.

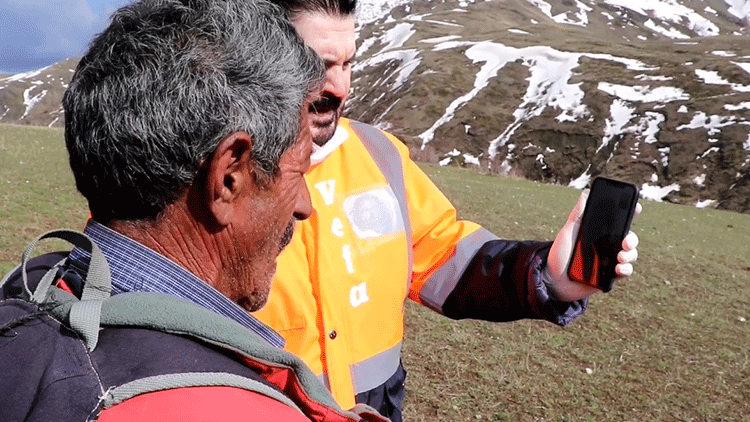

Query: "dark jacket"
left=0, top=231, right=388, bottom=422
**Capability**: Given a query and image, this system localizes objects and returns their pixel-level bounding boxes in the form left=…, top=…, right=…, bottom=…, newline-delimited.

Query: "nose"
left=294, top=181, right=313, bottom=221
left=324, top=65, right=349, bottom=101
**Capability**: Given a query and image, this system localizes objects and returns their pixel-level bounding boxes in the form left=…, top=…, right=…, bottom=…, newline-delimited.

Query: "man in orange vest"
left=253, top=2, right=641, bottom=421
left=0, top=1, right=389, bottom=420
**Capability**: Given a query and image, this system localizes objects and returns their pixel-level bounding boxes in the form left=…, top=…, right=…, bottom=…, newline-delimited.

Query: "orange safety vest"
left=253, top=118, right=497, bottom=409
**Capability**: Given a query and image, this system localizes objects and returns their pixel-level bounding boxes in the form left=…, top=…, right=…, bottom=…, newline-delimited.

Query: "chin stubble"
left=279, top=219, right=295, bottom=252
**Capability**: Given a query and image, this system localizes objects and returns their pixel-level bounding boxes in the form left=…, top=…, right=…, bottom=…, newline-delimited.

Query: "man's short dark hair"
left=63, top=0, right=323, bottom=222
left=269, top=0, right=356, bottom=18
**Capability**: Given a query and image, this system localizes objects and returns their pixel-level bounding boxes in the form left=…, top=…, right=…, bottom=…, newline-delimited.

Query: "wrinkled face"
left=292, top=12, right=356, bottom=146
left=232, top=116, right=313, bottom=311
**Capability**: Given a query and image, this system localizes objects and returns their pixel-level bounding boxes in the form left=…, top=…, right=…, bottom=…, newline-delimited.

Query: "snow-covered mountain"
left=0, top=58, right=76, bottom=128
left=1, top=0, right=749, bottom=213
left=348, top=0, right=750, bottom=213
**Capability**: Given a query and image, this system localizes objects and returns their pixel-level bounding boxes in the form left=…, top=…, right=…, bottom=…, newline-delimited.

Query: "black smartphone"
left=567, top=177, right=639, bottom=292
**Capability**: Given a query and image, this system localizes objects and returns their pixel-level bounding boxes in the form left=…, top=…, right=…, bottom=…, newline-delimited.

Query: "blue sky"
left=0, top=0, right=133, bottom=74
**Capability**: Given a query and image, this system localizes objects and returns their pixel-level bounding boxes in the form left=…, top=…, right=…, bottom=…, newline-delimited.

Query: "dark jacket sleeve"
left=441, top=239, right=587, bottom=326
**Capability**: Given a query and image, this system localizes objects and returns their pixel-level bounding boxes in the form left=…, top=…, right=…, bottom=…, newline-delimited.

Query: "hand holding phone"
left=567, top=177, right=639, bottom=292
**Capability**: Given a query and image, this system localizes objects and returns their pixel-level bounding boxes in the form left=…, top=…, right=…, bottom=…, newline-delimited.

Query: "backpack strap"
left=3, top=231, right=389, bottom=421
left=48, top=291, right=382, bottom=420
left=50, top=292, right=341, bottom=411
left=1, top=229, right=112, bottom=351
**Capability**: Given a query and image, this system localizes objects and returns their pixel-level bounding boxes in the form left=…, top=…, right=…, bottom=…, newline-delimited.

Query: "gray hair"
left=63, top=0, right=324, bottom=222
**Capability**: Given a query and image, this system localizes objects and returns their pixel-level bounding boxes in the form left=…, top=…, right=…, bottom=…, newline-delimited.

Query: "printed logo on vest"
left=343, top=187, right=403, bottom=240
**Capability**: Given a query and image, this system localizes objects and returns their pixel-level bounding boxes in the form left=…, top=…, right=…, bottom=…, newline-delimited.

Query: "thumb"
left=552, top=189, right=588, bottom=272
left=546, top=189, right=599, bottom=302
left=553, top=188, right=588, bottom=262
left=567, top=188, right=589, bottom=226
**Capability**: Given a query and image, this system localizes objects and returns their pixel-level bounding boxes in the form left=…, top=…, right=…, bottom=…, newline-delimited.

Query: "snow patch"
left=464, top=153, right=481, bottom=166
left=0, top=65, right=53, bottom=83
left=22, top=83, right=47, bottom=119
left=353, top=49, right=421, bottom=91
left=382, top=23, right=415, bottom=51
left=644, top=19, right=689, bottom=39
left=695, top=199, right=716, bottom=208
left=725, top=102, right=750, bottom=111
left=641, top=183, right=680, bottom=202
left=598, top=82, right=689, bottom=103
left=699, top=147, right=720, bottom=159
left=698, top=67, right=750, bottom=92
left=525, top=0, right=592, bottom=27
left=600, top=100, right=635, bottom=152
left=725, top=0, right=750, bottom=21
left=603, top=0, right=720, bottom=37
left=420, top=36, right=461, bottom=44
left=658, top=147, right=670, bottom=168
left=734, top=62, right=750, bottom=75
left=357, top=0, right=414, bottom=24
left=568, top=169, right=592, bottom=189
left=677, top=112, right=735, bottom=135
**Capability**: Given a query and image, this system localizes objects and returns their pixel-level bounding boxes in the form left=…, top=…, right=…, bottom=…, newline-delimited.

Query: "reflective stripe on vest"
left=317, top=341, right=403, bottom=395
left=345, top=121, right=497, bottom=393
left=350, top=341, right=402, bottom=394
left=347, top=121, right=411, bottom=393
left=350, top=121, right=414, bottom=288
left=418, top=228, right=498, bottom=313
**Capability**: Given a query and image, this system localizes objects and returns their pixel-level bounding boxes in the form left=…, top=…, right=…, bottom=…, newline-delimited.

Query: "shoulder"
left=343, top=118, right=410, bottom=157
left=96, top=386, right=310, bottom=421
left=0, top=299, right=104, bottom=422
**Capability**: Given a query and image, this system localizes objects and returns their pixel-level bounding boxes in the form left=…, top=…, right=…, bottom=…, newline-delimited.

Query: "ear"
left=206, top=131, right=254, bottom=226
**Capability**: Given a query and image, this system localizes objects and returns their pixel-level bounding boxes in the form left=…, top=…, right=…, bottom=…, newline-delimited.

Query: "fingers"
left=622, top=231, right=639, bottom=251
left=615, top=262, right=634, bottom=278
left=618, top=246, right=638, bottom=263
left=614, top=204, right=641, bottom=280
left=615, top=232, right=639, bottom=279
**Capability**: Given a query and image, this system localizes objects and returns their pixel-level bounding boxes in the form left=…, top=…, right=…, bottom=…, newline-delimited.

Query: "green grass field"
left=404, top=167, right=750, bottom=421
left=0, top=125, right=89, bottom=271
left=2, top=124, right=749, bottom=421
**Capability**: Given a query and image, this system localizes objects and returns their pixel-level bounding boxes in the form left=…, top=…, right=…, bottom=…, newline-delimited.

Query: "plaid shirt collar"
left=67, top=220, right=284, bottom=348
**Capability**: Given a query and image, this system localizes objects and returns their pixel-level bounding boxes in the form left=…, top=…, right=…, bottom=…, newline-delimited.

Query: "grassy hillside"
left=0, top=124, right=88, bottom=273
left=403, top=166, right=750, bottom=421
left=2, top=124, right=749, bottom=420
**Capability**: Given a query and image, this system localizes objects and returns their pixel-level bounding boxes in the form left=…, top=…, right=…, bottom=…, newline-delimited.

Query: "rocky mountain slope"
left=348, top=0, right=750, bottom=213
left=0, top=57, right=76, bottom=128
left=1, top=0, right=749, bottom=213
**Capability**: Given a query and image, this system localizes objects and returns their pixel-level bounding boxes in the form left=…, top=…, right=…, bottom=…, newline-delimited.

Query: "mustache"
left=310, top=95, right=341, bottom=112
left=278, top=219, right=295, bottom=252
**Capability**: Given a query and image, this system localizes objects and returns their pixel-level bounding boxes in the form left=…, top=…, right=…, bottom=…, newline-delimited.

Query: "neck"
left=107, top=201, right=223, bottom=288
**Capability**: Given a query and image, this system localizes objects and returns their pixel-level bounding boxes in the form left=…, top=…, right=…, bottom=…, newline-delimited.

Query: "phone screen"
left=568, top=177, right=639, bottom=292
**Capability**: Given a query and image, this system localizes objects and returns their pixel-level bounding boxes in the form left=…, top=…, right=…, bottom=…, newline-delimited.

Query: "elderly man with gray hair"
left=0, top=0, right=389, bottom=421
